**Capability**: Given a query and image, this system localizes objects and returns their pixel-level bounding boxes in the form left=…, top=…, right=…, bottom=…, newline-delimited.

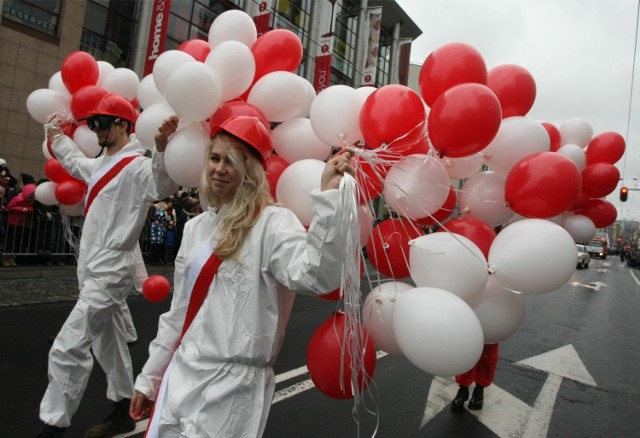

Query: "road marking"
left=421, top=344, right=596, bottom=437
left=630, top=269, right=640, bottom=286
left=116, top=350, right=389, bottom=437
left=569, top=281, right=607, bottom=291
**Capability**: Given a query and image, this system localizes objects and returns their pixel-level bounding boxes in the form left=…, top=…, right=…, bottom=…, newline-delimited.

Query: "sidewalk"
left=0, top=264, right=173, bottom=307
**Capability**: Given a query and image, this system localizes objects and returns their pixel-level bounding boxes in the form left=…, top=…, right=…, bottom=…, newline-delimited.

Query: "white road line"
left=630, top=269, right=640, bottom=285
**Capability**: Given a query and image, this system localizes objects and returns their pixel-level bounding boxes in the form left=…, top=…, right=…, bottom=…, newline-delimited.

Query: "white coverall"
left=40, top=135, right=178, bottom=428
left=135, top=190, right=345, bottom=437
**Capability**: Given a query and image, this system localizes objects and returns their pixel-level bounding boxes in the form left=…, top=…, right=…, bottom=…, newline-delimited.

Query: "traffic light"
left=620, top=186, right=629, bottom=202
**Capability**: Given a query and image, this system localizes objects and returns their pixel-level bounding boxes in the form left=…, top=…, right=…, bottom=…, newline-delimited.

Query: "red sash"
left=144, top=251, right=223, bottom=436
left=84, top=155, right=140, bottom=216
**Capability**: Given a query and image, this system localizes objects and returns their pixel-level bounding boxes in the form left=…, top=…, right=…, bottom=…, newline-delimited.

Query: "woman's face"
left=207, top=139, right=244, bottom=203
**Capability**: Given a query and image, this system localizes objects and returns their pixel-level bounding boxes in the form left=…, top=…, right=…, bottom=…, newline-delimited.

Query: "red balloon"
left=576, top=199, right=617, bottom=228
left=44, top=159, right=72, bottom=183
left=54, top=179, right=87, bottom=205
left=266, top=154, right=288, bottom=199
left=359, top=85, right=426, bottom=150
left=414, top=185, right=457, bottom=227
left=419, top=42, right=487, bottom=107
left=581, top=162, right=620, bottom=198
left=252, top=29, right=303, bottom=82
left=70, top=85, right=107, bottom=120
left=541, top=122, right=561, bottom=152
left=354, top=154, right=387, bottom=205
left=428, top=83, right=502, bottom=158
left=505, top=152, right=582, bottom=218
left=366, top=218, right=422, bottom=278
left=61, top=51, right=99, bottom=94
left=143, top=275, right=171, bottom=302
left=585, top=131, right=626, bottom=165
left=306, top=312, right=377, bottom=399
left=569, top=191, right=591, bottom=212
left=210, top=99, right=269, bottom=133
left=486, top=64, right=536, bottom=118
left=178, top=38, right=211, bottom=62
left=437, top=216, right=496, bottom=260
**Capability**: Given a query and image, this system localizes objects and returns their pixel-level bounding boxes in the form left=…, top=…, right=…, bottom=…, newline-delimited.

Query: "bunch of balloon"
left=34, top=157, right=88, bottom=216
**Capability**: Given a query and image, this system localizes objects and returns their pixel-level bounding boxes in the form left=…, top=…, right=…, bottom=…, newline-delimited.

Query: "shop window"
left=2, top=0, right=61, bottom=40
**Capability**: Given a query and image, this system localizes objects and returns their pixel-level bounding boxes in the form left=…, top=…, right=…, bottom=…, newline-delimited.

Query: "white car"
left=576, top=244, right=590, bottom=269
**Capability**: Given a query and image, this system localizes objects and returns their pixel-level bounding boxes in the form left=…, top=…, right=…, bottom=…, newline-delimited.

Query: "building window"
left=166, top=0, right=239, bottom=51
left=332, top=2, right=358, bottom=81
left=2, top=0, right=61, bottom=39
left=80, top=0, right=138, bottom=68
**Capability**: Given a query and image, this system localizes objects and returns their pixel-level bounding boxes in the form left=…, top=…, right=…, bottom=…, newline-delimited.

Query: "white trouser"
left=39, top=297, right=134, bottom=427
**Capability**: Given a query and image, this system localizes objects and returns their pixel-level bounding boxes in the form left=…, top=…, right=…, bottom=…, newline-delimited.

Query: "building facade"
left=0, top=0, right=421, bottom=181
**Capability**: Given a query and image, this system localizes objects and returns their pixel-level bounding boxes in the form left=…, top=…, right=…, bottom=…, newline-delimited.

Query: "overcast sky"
left=396, top=0, right=640, bottom=221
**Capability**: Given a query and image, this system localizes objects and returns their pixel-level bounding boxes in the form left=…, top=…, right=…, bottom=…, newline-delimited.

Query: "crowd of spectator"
left=1, top=156, right=204, bottom=267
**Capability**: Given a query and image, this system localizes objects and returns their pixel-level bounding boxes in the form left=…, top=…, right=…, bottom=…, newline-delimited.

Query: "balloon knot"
left=487, top=264, right=496, bottom=274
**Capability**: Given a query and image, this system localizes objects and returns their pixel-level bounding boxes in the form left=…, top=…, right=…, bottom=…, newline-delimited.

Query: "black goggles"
left=87, top=115, right=119, bottom=131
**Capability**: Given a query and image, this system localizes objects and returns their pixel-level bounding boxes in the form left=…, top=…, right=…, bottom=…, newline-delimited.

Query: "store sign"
left=2, top=0, right=58, bottom=37
left=143, top=0, right=172, bottom=76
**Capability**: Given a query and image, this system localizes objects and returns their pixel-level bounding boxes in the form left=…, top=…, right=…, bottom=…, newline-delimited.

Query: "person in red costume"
left=451, top=343, right=499, bottom=411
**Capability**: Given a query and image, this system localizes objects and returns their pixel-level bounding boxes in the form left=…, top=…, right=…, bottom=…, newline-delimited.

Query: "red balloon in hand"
left=143, top=275, right=171, bottom=302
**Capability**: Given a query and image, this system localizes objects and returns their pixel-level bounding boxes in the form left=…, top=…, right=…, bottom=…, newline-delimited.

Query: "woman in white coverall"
left=130, top=115, right=355, bottom=437
left=38, top=95, right=178, bottom=438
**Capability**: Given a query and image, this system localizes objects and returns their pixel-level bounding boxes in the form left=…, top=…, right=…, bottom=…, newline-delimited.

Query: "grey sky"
left=396, top=0, right=640, bottom=220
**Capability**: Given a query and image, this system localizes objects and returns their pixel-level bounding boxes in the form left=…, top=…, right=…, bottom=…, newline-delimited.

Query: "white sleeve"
left=136, top=151, right=180, bottom=203
left=51, top=135, right=95, bottom=182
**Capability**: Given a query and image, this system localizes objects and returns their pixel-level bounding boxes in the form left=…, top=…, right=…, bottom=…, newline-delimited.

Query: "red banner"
left=313, top=0, right=337, bottom=93
left=143, top=0, right=172, bottom=76
left=252, top=0, right=274, bottom=36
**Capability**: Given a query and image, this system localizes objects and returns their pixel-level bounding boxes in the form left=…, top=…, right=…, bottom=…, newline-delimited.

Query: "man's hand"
left=321, top=148, right=355, bottom=191
left=154, top=115, right=180, bottom=153
left=130, top=390, right=154, bottom=421
left=45, top=113, right=65, bottom=139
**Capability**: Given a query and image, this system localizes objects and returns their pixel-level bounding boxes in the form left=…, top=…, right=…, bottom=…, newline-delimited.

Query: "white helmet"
left=0, top=158, right=6, bottom=166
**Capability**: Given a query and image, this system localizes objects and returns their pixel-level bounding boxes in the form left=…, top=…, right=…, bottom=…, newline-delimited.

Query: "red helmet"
left=210, top=116, right=272, bottom=169
left=89, top=94, right=137, bottom=123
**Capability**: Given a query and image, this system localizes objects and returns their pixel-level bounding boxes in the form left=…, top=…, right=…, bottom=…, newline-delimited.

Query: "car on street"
left=576, top=244, right=590, bottom=269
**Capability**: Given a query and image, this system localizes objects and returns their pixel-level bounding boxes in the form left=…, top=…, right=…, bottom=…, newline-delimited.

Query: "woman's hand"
left=130, top=390, right=154, bottom=421
left=154, top=115, right=179, bottom=153
left=321, top=148, right=355, bottom=191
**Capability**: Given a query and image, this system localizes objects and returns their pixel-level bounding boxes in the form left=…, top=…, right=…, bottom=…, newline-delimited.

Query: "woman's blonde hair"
left=200, top=133, right=274, bottom=260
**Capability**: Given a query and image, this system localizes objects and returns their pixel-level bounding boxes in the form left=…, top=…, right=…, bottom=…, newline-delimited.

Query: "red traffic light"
left=620, top=186, right=629, bottom=202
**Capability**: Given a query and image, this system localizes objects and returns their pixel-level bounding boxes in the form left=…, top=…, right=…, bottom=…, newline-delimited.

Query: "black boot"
left=36, top=423, right=66, bottom=437
left=451, top=385, right=469, bottom=412
left=84, top=398, right=135, bottom=437
left=468, top=385, right=484, bottom=410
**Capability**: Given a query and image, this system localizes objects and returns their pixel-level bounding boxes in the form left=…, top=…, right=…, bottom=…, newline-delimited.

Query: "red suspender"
left=180, top=252, right=223, bottom=339
left=84, top=155, right=140, bottom=216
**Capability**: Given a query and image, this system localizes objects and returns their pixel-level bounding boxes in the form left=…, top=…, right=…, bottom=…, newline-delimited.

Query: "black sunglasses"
left=87, top=115, right=119, bottom=131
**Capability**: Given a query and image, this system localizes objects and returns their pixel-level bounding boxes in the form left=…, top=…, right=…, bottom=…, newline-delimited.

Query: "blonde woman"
left=131, top=115, right=354, bottom=437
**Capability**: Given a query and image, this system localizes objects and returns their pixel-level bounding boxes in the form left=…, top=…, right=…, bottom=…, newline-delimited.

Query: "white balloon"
left=26, top=89, right=71, bottom=123
left=559, top=117, right=593, bottom=147
left=208, top=9, right=257, bottom=49
left=96, top=61, right=115, bottom=87
left=563, top=214, right=596, bottom=243
left=135, top=102, right=175, bottom=148
left=165, top=62, right=221, bottom=123
left=467, top=275, right=525, bottom=343
left=384, top=154, right=450, bottom=220
left=48, top=72, right=71, bottom=99
left=205, top=40, right=255, bottom=102
left=482, top=116, right=550, bottom=176
left=248, top=71, right=306, bottom=123
left=152, top=50, right=196, bottom=96
left=459, top=171, right=514, bottom=227
left=556, top=143, right=586, bottom=171
left=441, top=153, right=483, bottom=180
left=73, top=125, right=102, bottom=158
left=410, top=233, right=488, bottom=302
left=35, top=181, right=59, bottom=206
left=164, top=123, right=210, bottom=187
left=356, top=86, right=377, bottom=102
left=393, top=287, right=484, bottom=376
left=271, top=118, right=332, bottom=163
left=275, top=159, right=325, bottom=227
left=363, top=281, right=414, bottom=354
left=309, top=85, right=363, bottom=147
left=137, top=74, right=165, bottom=110
left=295, top=77, right=317, bottom=118
left=489, top=219, right=576, bottom=294
left=101, top=68, right=140, bottom=101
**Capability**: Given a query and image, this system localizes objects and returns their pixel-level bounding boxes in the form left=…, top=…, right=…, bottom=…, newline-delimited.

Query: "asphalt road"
left=2, top=257, right=639, bottom=437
